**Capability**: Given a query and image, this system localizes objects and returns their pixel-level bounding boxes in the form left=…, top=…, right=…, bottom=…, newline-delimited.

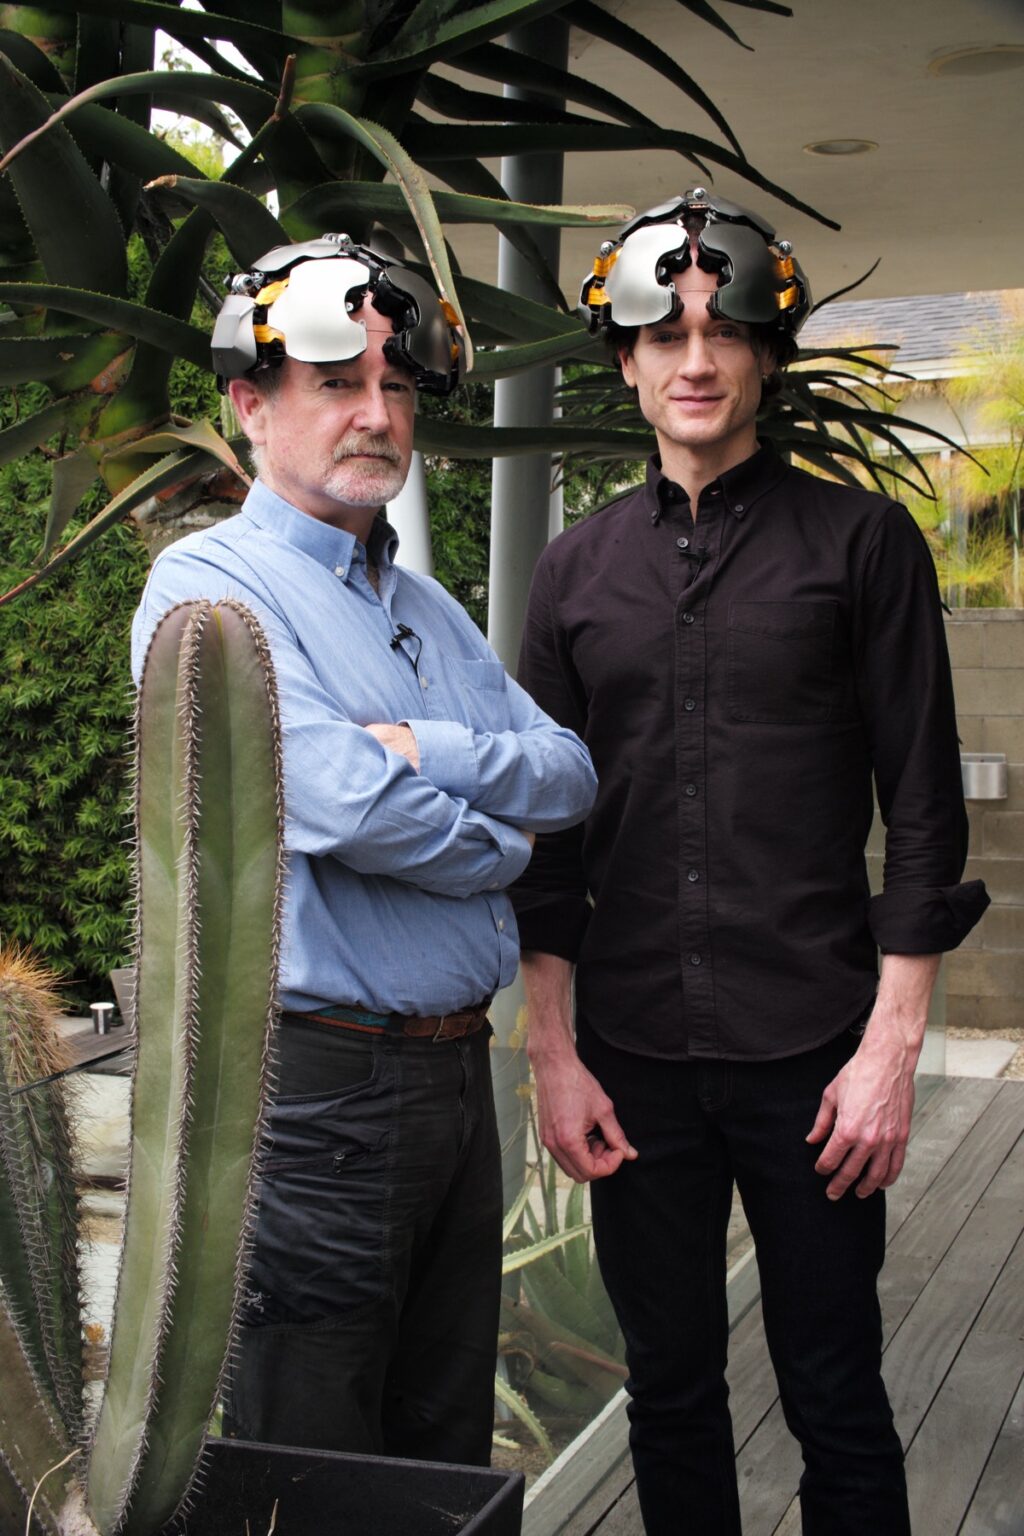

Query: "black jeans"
left=578, top=1023, right=910, bottom=1536
left=223, top=1018, right=503, bottom=1466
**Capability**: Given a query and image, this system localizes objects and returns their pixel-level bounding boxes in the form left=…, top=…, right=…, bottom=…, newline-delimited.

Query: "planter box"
left=183, top=1438, right=524, bottom=1536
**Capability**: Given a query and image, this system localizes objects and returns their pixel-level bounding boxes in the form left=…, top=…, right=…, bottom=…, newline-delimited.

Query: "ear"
left=618, top=346, right=638, bottom=391
left=756, top=342, right=777, bottom=380
left=228, top=376, right=271, bottom=445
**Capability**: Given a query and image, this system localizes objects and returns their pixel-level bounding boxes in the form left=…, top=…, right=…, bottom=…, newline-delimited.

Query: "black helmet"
left=211, top=233, right=465, bottom=396
left=579, top=188, right=811, bottom=339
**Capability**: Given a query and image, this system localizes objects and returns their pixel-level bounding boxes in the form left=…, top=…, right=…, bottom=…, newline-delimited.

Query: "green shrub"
left=0, top=438, right=148, bottom=1009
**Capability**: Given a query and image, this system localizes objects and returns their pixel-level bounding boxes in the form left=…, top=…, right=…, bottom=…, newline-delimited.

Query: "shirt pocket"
left=441, top=655, right=513, bottom=733
left=727, top=601, right=836, bottom=723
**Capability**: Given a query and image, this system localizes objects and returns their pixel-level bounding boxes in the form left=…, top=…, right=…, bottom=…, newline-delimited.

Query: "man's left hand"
left=364, top=722, right=420, bottom=771
left=806, top=954, right=940, bottom=1201
left=806, top=1031, right=916, bottom=1200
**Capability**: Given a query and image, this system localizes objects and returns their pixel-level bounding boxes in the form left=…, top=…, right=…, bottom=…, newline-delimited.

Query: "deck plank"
left=960, top=1371, right=1024, bottom=1536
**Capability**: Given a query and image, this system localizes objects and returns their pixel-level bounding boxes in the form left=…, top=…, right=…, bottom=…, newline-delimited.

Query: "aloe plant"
left=0, top=598, right=285, bottom=1535
left=0, top=0, right=855, bottom=605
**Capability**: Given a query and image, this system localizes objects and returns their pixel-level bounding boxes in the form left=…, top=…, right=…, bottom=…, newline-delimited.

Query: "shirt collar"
left=644, top=441, right=786, bottom=525
left=242, top=478, right=400, bottom=582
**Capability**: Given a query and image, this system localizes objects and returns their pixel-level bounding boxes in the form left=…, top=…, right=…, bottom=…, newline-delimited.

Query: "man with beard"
left=131, top=234, right=596, bottom=1465
left=511, top=191, right=988, bottom=1533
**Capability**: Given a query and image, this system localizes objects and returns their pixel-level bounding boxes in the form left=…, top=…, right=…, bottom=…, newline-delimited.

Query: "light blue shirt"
left=131, top=479, right=597, bottom=1013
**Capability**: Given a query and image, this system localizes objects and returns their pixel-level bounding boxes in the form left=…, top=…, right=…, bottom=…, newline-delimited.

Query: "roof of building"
left=799, top=289, right=1023, bottom=369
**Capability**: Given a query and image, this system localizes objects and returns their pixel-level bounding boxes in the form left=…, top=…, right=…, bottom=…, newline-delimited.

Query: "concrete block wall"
left=944, top=611, right=1024, bottom=1031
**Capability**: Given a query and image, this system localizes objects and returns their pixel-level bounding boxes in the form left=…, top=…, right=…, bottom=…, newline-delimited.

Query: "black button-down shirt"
left=511, top=444, right=988, bottom=1061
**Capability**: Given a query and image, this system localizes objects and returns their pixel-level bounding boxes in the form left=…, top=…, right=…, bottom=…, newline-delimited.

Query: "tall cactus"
left=86, top=600, right=285, bottom=1536
left=0, top=598, right=285, bottom=1536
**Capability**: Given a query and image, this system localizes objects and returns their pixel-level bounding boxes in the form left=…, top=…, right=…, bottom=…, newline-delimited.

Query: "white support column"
left=388, top=450, right=433, bottom=576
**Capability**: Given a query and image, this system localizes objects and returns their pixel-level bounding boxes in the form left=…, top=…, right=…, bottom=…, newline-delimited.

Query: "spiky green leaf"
left=0, top=285, right=210, bottom=367
left=0, top=55, right=127, bottom=296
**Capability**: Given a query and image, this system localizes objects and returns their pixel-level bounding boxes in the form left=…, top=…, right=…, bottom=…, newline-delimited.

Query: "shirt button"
left=420, top=676, right=429, bottom=689
left=334, top=565, right=346, bottom=577
left=683, top=612, right=695, bottom=625
left=676, top=536, right=689, bottom=550
left=687, top=868, right=699, bottom=882
left=684, top=697, right=696, bottom=712
left=734, top=503, right=744, bottom=512
left=498, top=918, right=505, bottom=931
left=684, top=782, right=697, bottom=797
left=689, top=952, right=702, bottom=966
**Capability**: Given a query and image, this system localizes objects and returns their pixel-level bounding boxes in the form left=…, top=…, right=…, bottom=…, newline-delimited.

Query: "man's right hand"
left=533, top=1047, right=636, bottom=1183
left=521, top=950, right=637, bottom=1184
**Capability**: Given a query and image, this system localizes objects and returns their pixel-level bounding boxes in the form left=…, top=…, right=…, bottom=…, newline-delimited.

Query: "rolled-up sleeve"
left=855, top=504, right=989, bottom=952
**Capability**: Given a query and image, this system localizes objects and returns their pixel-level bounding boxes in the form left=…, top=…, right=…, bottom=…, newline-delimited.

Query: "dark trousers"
left=223, top=1019, right=503, bottom=1466
left=577, top=1023, right=910, bottom=1536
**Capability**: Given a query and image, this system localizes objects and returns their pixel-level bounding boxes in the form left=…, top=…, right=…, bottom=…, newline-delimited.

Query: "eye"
left=321, top=376, right=351, bottom=390
left=383, top=377, right=414, bottom=395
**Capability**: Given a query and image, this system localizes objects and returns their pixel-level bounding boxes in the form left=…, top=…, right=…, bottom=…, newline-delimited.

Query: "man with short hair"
left=512, top=191, right=988, bottom=1533
left=131, top=234, right=597, bottom=1466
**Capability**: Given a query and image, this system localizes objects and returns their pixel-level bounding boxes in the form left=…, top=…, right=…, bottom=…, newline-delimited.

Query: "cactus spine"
left=84, top=600, right=285, bottom=1536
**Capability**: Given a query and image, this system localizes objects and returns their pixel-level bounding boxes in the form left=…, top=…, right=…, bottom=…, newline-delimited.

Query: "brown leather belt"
left=282, top=1000, right=491, bottom=1043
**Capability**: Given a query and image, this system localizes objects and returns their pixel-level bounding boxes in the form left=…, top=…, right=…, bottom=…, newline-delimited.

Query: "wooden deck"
left=524, top=1076, right=1024, bottom=1536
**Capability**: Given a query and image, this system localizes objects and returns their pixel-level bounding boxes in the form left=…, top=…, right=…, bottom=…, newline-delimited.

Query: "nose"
left=352, top=383, right=392, bottom=436
left=676, top=331, right=715, bottom=378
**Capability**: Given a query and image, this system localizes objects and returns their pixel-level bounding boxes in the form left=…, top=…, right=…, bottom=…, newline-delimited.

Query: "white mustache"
left=332, top=435, right=401, bottom=466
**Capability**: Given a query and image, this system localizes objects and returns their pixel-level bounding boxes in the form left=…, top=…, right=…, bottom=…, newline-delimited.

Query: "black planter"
left=183, top=1438, right=524, bottom=1535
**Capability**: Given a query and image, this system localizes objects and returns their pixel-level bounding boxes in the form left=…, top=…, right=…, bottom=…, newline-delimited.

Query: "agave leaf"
left=0, top=29, right=66, bottom=90
left=0, top=448, right=216, bottom=608
left=416, top=72, right=584, bottom=128
left=144, top=176, right=288, bottom=267
left=294, top=103, right=474, bottom=368
left=501, top=1224, right=591, bottom=1275
left=411, top=122, right=840, bottom=230
left=150, top=92, right=245, bottom=147
left=288, top=180, right=631, bottom=231
left=452, top=38, right=735, bottom=149
left=0, top=71, right=279, bottom=175
left=561, top=2, right=744, bottom=156
left=472, top=331, right=601, bottom=381
left=0, top=56, right=128, bottom=297
left=103, top=418, right=250, bottom=487
left=403, top=152, right=570, bottom=311
left=415, top=418, right=654, bottom=459
left=672, top=0, right=752, bottom=47
left=517, top=1279, right=626, bottom=1393
left=502, top=1163, right=538, bottom=1243
left=526, top=1365, right=603, bottom=1417
left=0, top=398, right=78, bottom=467
left=0, top=333, right=115, bottom=385
left=562, top=1182, right=589, bottom=1296
left=106, top=208, right=215, bottom=431
left=14, top=0, right=295, bottom=59
left=0, top=284, right=210, bottom=366
left=492, top=1371, right=555, bottom=1461
left=352, top=0, right=568, bottom=78
left=44, top=448, right=99, bottom=556
left=439, top=271, right=580, bottom=339
left=60, top=101, right=208, bottom=183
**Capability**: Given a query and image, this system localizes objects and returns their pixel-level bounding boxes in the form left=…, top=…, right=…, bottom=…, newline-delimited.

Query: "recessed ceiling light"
left=803, top=139, right=879, bottom=157
left=928, top=45, right=1024, bottom=77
